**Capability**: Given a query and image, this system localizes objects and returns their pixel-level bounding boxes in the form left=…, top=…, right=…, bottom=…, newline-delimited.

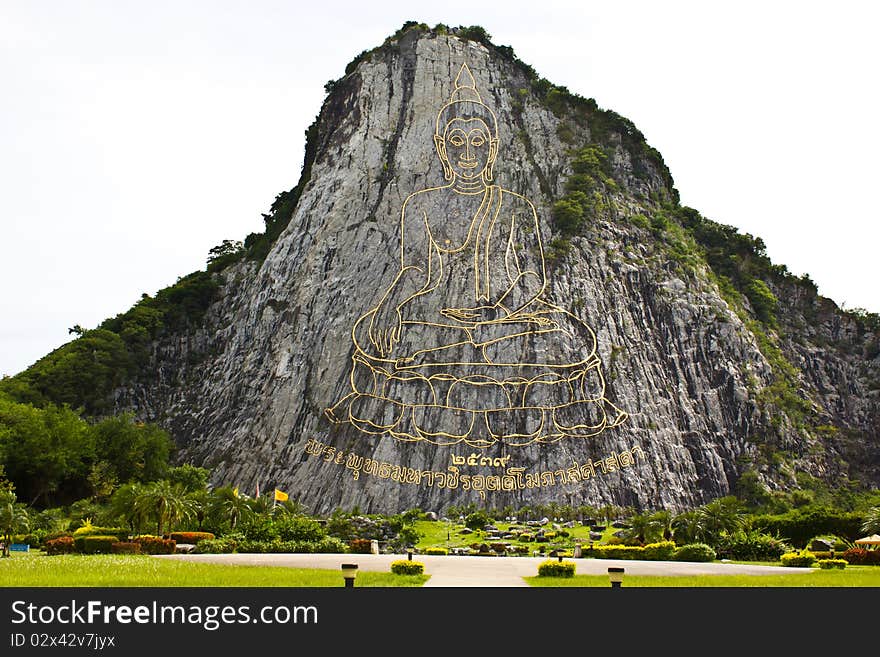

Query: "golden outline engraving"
left=326, top=64, right=627, bottom=447
left=303, top=438, right=645, bottom=500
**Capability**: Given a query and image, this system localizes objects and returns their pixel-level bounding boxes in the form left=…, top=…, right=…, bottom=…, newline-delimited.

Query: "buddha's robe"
left=326, top=185, right=626, bottom=446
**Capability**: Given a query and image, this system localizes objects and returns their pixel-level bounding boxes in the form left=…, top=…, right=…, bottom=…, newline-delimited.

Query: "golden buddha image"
left=326, top=63, right=626, bottom=448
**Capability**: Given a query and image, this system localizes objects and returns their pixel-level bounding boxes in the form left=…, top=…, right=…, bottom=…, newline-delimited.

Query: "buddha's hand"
left=369, top=303, right=402, bottom=356
left=440, top=305, right=507, bottom=324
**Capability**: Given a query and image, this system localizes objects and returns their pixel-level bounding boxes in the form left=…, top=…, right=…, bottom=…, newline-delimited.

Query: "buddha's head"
left=434, top=64, right=499, bottom=184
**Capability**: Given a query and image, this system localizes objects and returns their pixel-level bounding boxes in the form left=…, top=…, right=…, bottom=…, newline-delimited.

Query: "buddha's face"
left=438, top=118, right=497, bottom=180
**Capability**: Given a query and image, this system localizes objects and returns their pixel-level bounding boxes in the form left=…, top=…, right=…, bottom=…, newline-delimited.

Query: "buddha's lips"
left=458, top=160, right=478, bottom=168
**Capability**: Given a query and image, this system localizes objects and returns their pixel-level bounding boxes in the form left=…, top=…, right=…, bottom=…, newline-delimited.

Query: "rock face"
left=113, top=27, right=879, bottom=514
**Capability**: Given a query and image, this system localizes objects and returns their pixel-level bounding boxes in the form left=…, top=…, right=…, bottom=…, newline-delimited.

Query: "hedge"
left=349, top=538, right=373, bottom=554
left=390, top=560, right=425, bottom=575
left=642, top=541, right=676, bottom=561
left=133, top=536, right=177, bottom=555
left=817, top=559, right=847, bottom=570
left=72, top=526, right=129, bottom=541
left=537, top=560, right=576, bottom=577
left=781, top=550, right=816, bottom=567
left=192, top=537, right=239, bottom=554
left=75, top=535, right=119, bottom=554
left=45, top=536, right=74, bottom=556
left=842, top=548, right=880, bottom=566
left=424, top=547, right=448, bottom=555
left=168, top=532, right=215, bottom=544
left=111, top=541, right=142, bottom=554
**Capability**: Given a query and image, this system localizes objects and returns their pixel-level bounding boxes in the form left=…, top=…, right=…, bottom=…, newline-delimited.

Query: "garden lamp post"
left=341, top=563, right=358, bottom=588
left=608, top=567, right=625, bottom=588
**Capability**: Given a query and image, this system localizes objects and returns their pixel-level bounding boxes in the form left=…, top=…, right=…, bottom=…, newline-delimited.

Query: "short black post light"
left=341, top=563, right=358, bottom=588
left=407, top=548, right=413, bottom=561
left=608, top=567, right=625, bottom=588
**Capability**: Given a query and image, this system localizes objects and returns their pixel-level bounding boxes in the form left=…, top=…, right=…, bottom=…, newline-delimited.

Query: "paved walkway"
left=157, top=553, right=811, bottom=587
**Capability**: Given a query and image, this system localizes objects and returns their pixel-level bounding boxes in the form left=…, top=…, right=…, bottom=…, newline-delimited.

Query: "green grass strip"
left=0, top=554, right=427, bottom=587
left=526, top=567, right=880, bottom=587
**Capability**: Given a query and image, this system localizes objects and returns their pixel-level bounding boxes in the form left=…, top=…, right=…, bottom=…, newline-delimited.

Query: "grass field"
left=526, top=566, right=880, bottom=587
left=0, top=553, right=428, bottom=587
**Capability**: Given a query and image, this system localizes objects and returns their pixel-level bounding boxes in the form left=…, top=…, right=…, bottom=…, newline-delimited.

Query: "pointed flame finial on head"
left=450, top=63, right=482, bottom=103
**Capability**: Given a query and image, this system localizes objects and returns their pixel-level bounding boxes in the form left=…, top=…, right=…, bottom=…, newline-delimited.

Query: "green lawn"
left=0, top=553, right=428, bottom=587
left=526, top=566, right=880, bottom=587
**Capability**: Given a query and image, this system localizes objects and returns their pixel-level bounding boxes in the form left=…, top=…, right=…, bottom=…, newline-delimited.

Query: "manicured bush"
left=72, top=525, right=129, bottom=541
left=234, top=537, right=348, bottom=555
left=349, top=538, right=373, bottom=554
left=781, top=550, right=816, bottom=567
left=111, top=541, right=142, bottom=554
left=45, top=536, right=74, bottom=555
left=642, top=541, right=676, bottom=561
left=817, top=559, right=847, bottom=570
left=537, top=560, right=576, bottom=577
left=424, top=547, right=448, bottom=555
left=673, top=543, right=716, bottom=562
left=390, top=560, right=424, bottom=575
left=169, top=532, right=215, bottom=544
left=593, top=545, right=644, bottom=560
left=841, top=548, right=880, bottom=566
left=76, top=535, right=118, bottom=554
left=133, top=535, right=176, bottom=554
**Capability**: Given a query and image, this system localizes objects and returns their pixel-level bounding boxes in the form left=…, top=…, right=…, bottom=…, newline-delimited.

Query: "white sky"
left=1, top=0, right=878, bottom=377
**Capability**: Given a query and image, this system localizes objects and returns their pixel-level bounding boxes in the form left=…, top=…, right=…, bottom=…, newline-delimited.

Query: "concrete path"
left=157, top=553, right=811, bottom=587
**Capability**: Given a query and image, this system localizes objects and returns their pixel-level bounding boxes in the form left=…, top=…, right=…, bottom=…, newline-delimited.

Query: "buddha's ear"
left=484, top=138, right=500, bottom=182
left=434, top=134, right=453, bottom=181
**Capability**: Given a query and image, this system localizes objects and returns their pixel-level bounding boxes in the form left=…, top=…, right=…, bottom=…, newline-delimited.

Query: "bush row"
left=580, top=541, right=715, bottom=562
left=43, top=534, right=175, bottom=555
left=193, top=537, right=347, bottom=555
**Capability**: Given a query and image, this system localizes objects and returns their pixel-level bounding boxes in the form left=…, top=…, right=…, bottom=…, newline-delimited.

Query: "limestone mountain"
left=7, top=23, right=879, bottom=514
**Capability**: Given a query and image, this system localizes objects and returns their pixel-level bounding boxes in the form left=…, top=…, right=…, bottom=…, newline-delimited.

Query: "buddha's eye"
left=471, top=136, right=485, bottom=147
left=448, top=135, right=465, bottom=146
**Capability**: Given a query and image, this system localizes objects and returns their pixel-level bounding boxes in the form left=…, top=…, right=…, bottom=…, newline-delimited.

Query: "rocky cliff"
left=51, top=25, right=880, bottom=514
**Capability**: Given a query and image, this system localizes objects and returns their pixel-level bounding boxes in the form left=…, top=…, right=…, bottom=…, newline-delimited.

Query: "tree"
left=626, top=512, right=663, bottom=545
left=110, top=483, right=148, bottom=535
left=91, top=414, right=173, bottom=484
left=167, top=465, right=210, bottom=493
left=134, top=481, right=194, bottom=535
left=0, top=491, right=29, bottom=557
left=695, top=497, right=746, bottom=545
left=0, top=397, right=94, bottom=505
left=210, top=486, right=252, bottom=530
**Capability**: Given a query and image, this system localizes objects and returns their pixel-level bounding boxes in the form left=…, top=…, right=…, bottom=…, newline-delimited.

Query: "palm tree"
left=626, top=512, right=663, bottom=545
left=210, top=486, right=252, bottom=530
left=650, top=510, right=674, bottom=541
left=110, top=483, right=147, bottom=535
left=695, top=496, right=745, bottom=545
left=135, top=481, right=195, bottom=536
left=862, top=506, right=880, bottom=535
left=187, top=489, right=210, bottom=531
left=0, top=491, right=29, bottom=558
left=671, top=510, right=701, bottom=545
